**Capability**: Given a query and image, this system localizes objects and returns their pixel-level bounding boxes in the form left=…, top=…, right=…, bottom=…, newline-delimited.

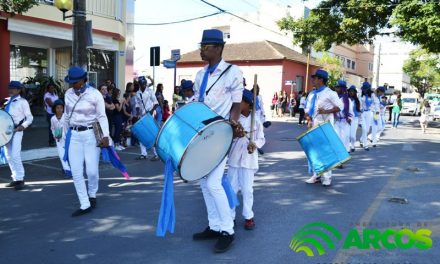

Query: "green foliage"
left=0, top=0, right=39, bottom=15
left=22, top=75, right=65, bottom=107
left=403, top=48, right=440, bottom=96
left=317, top=53, right=345, bottom=88
left=277, top=0, right=440, bottom=53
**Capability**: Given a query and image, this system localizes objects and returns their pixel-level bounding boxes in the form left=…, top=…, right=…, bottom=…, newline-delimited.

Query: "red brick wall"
left=281, top=60, right=319, bottom=96
left=0, top=19, right=9, bottom=100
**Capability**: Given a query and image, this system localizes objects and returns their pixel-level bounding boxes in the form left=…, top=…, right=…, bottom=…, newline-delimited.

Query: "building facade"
left=0, top=0, right=134, bottom=99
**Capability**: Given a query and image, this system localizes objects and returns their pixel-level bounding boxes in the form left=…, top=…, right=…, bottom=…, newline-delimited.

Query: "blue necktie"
left=365, top=96, right=372, bottom=111
left=5, top=95, right=18, bottom=113
left=198, top=63, right=219, bottom=102
left=307, top=86, right=326, bottom=117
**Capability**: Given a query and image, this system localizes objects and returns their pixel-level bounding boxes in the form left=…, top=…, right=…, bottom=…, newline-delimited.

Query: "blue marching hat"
left=8, top=81, right=23, bottom=89
left=377, top=86, right=386, bottom=93
left=361, top=81, right=371, bottom=90
left=64, top=66, right=87, bottom=84
left=348, top=85, right=357, bottom=91
left=335, top=80, right=347, bottom=88
left=242, top=89, right=254, bottom=104
left=200, top=29, right=225, bottom=45
left=311, top=69, right=329, bottom=81
left=181, top=80, right=194, bottom=91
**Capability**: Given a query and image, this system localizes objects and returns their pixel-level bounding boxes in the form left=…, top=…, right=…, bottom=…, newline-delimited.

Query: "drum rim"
left=296, top=120, right=331, bottom=141
left=315, top=155, right=351, bottom=176
left=0, top=109, right=15, bottom=148
left=177, top=119, right=233, bottom=182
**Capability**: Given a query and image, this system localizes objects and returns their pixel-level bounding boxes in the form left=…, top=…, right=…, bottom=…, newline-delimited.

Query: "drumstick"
left=248, top=74, right=257, bottom=154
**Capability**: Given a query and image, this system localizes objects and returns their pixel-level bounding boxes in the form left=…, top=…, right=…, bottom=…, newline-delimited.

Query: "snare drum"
left=131, top=113, right=160, bottom=150
left=297, top=121, right=351, bottom=175
left=0, top=110, right=14, bottom=147
left=156, top=102, right=233, bottom=182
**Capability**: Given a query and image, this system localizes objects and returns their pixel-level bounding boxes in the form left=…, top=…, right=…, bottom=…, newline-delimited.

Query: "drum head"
left=179, top=121, right=233, bottom=181
left=0, top=110, right=14, bottom=147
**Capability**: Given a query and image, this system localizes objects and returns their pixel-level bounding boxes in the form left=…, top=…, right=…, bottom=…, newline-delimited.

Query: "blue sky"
left=133, top=0, right=322, bottom=72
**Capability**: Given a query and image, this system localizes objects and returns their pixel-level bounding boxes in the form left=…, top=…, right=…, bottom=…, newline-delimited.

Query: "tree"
left=403, top=48, right=440, bottom=96
left=1, top=0, right=39, bottom=15
left=277, top=0, right=440, bottom=53
left=317, top=53, right=345, bottom=88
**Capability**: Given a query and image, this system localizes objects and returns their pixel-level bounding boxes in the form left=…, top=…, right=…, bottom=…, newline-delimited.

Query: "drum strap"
left=205, top=64, right=233, bottom=97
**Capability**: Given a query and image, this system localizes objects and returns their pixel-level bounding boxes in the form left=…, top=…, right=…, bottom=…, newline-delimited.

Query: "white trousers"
left=68, top=129, right=101, bottom=209
left=361, top=111, right=376, bottom=147
left=4, top=131, right=25, bottom=181
left=56, top=139, right=71, bottom=171
left=227, top=167, right=256, bottom=220
left=200, top=157, right=234, bottom=234
left=140, top=143, right=157, bottom=156
left=349, top=117, right=359, bottom=149
left=334, top=120, right=351, bottom=152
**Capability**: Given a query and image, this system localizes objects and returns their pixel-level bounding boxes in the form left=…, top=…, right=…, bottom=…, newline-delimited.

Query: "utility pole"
left=72, top=0, right=87, bottom=69
left=376, top=43, right=381, bottom=88
left=305, top=52, right=310, bottom=92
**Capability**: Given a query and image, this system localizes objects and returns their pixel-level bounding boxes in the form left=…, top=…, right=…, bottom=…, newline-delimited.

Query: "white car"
left=432, top=106, right=440, bottom=121
left=401, top=97, right=420, bottom=116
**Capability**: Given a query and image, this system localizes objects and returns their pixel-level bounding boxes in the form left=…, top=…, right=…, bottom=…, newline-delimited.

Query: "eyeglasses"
left=199, top=44, right=218, bottom=51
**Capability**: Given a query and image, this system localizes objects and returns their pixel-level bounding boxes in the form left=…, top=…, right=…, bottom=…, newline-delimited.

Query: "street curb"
left=0, top=147, right=58, bottom=166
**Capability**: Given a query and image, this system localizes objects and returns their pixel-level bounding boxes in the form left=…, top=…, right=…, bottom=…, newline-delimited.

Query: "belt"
left=70, top=126, right=93, bottom=131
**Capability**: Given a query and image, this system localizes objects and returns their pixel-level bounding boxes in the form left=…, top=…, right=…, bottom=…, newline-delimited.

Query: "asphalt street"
left=0, top=115, right=439, bottom=264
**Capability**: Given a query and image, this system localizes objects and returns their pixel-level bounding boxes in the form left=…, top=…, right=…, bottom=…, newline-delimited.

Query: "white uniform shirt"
left=228, top=113, right=265, bottom=170
left=299, top=97, right=306, bottom=109
left=4, top=95, right=33, bottom=128
left=136, top=88, right=158, bottom=115
left=304, top=87, right=343, bottom=125
left=50, top=114, right=67, bottom=139
left=193, top=59, right=244, bottom=119
left=361, top=93, right=380, bottom=113
left=64, top=86, right=110, bottom=137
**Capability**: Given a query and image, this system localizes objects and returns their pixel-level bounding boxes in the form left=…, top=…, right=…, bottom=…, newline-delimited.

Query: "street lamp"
left=54, top=0, right=73, bottom=21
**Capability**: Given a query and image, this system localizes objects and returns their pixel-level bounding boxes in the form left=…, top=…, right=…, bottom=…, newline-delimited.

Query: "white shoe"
left=305, top=175, right=321, bottom=184
left=322, top=178, right=332, bottom=186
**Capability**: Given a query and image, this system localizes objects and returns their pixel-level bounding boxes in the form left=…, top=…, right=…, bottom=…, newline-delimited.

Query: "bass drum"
left=0, top=109, right=14, bottom=147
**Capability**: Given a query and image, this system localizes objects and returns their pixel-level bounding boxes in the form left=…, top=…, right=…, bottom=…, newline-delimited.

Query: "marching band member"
left=181, top=80, right=195, bottom=103
left=64, top=66, right=110, bottom=217
left=135, top=76, right=160, bottom=161
left=334, top=80, right=353, bottom=153
left=360, top=82, right=379, bottom=150
left=304, top=70, right=343, bottom=186
left=50, top=99, right=71, bottom=178
left=227, top=89, right=265, bottom=231
left=370, top=87, right=386, bottom=143
left=348, top=85, right=362, bottom=152
left=2, top=81, right=33, bottom=191
left=192, top=29, right=244, bottom=253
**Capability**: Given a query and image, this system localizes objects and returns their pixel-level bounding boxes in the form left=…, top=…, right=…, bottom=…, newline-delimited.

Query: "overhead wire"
left=129, top=11, right=223, bottom=25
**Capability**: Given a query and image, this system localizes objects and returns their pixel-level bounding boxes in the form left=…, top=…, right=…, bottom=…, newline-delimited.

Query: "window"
left=340, top=57, right=346, bottom=65
left=347, top=59, right=351, bottom=68
left=368, top=63, right=374, bottom=71
left=10, top=45, right=48, bottom=81
left=351, top=61, right=356, bottom=70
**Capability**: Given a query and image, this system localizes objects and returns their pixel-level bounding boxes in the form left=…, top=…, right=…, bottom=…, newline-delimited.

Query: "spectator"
left=271, top=92, right=278, bottom=117
left=172, top=85, right=182, bottom=112
left=112, top=88, right=124, bottom=150
left=155, top=83, right=165, bottom=126
left=43, top=82, right=59, bottom=147
left=99, top=84, right=115, bottom=131
left=288, top=93, right=296, bottom=118
left=162, top=100, right=171, bottom=122
left=125, top=82, right=134, bottom=93
left=122, top=92, right=133, bottom=146
left=392, top=93, right=402, bottom=128
left=298, top=92, right=307, bottom=125
left=419, top=100, right=431, bottom=133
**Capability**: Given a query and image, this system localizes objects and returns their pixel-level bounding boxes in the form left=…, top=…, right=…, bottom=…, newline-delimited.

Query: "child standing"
left=227, top=89, right=266, bottom=230
left=2, top=81, right=34, bottom=190
left=50, top=99, right=72, bottom=178
left=162, top=100, right=171, bottom=122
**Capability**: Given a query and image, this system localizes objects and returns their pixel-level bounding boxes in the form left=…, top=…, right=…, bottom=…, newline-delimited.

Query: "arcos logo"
left=290, top=222, right=433, bottom=257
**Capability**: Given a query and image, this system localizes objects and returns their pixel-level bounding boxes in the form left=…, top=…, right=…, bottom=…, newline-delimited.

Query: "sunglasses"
left=199, top=44, right=218, bottom=51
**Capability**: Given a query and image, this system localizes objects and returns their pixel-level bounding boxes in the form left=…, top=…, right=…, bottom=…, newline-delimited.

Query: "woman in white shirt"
left=2, top=81, right=33, bottom=190
left=64, top=66, right=110, bottom=217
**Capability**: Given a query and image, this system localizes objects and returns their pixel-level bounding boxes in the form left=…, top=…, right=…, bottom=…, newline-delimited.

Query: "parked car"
left=432, top=105, right=440, bottom=121
left=401, top=94, right=421, bottom=116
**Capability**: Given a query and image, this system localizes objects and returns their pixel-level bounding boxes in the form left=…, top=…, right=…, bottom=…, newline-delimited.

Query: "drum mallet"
left=248, top=74, right=258, bottom=154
